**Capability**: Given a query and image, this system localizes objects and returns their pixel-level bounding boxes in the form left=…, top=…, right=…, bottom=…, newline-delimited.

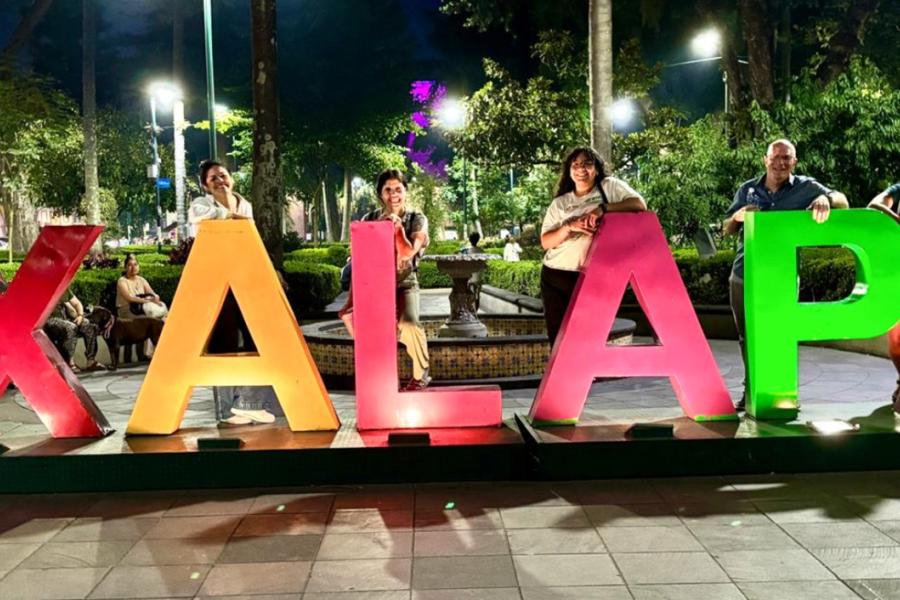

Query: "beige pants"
left=397, top=286, right=429, bottom=380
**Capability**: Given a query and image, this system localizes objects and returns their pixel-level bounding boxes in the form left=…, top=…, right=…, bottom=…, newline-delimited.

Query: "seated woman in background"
left=116, top=254, right=168, bottom=320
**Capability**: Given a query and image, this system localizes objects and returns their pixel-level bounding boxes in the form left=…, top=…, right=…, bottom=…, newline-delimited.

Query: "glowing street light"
left=608, top=98, right=637, bottom=130
left=435, top=98, right=467, bottom=130
left=434, top=97, right=471, bottom=235
left=148, top=81, right=182, bottom=108
left=691, top=29, right=721, bottom=59
left=214, top=103, right=230, bottom=121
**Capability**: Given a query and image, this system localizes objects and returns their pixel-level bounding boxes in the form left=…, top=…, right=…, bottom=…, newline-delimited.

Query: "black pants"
left=729, top=276, right=749, bottom=388
left=540, top=265, right=581, bottom=347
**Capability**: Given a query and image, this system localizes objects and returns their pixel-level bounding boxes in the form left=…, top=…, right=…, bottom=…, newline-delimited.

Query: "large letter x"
left=0, top=226, right=113, bottom=438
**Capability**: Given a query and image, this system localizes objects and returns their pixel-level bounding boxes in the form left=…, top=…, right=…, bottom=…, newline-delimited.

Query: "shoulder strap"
left=598, top=178, right=610, bottom=205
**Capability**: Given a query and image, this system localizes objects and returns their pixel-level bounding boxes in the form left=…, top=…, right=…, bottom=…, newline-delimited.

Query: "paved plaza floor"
left=4, top=473, right=900, bottom=598
left=1, top=291, right=899, bottom=598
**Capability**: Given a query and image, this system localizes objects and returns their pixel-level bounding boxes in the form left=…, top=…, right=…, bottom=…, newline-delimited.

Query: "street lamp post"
left=203, top=0, right=217, bottom=160
left=664, top=29, right=742, bottom=114
left=435, top=98, right=468, bottom=237
left=148, top=96, right=163, bottom=252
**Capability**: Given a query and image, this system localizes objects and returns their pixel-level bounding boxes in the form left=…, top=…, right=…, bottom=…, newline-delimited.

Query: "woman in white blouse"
left=540, top=147, right=648, bottom=346
left=189, top=160, right=273, bottom=426
left=189, top=160, right=253, bottom=233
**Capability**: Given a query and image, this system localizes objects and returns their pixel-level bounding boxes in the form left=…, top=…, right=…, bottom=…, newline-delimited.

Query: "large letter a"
left=127, top=220, right=339, bottom=434
left=529, top=213, right=736, bottom=424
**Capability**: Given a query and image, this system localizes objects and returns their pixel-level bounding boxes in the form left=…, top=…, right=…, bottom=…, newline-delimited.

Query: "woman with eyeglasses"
left=341, top=169, right=431, bottom=390
left=189, top=160, right=274, bottom=426
left=539, top=147, right=647, bottom=346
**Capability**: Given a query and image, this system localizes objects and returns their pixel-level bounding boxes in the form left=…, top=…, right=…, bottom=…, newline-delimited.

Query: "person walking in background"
left=503, top=235, right=522, bottom=262
left=869, top=183, right=900, bottom=412
left=723, top=139, right=849, bottom=411
left=540, top=146, right=647, bottom=346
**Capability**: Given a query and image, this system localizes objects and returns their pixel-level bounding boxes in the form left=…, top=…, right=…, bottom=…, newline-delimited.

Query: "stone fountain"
left=422, top=252, right=498, bottom=338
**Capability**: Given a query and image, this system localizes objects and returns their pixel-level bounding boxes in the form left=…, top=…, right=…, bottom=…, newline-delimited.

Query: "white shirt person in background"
left=503, top=235, right=522, bottom=262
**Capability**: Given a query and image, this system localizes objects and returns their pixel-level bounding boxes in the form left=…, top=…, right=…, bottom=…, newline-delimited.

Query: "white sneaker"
left=230, top=408, right=276, bottom=424
left=219, top=414, right=252, bottom=426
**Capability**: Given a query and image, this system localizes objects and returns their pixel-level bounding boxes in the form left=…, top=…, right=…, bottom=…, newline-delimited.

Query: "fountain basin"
left=303, top=314, right=636, bottom=389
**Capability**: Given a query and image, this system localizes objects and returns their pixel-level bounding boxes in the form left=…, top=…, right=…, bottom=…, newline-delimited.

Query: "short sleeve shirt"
left=541, top=177, right=644, bottom=271
left=362, top=209, right=429, bottom=287
left=884, top=183, right=900, bottom=215
left=726, top=174, right=832, bottom=279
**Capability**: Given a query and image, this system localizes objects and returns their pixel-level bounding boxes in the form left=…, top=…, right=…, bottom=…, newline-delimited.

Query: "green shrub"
left=287, top=248, right=330, bottom=264
left=426, top=240, right=464, bottom=256
left=480, top=249, right=857, bottom=308
left=283, top=261, right=341, bottom=312
left=114, top=245, right=159, bottom=256
left=326, top=245, right=349, bottom=267
left=482, top=261, right=542, bottom=297
left=0, top=262, right=20, bottom=282
left=416, top=262, right=453, bottom=288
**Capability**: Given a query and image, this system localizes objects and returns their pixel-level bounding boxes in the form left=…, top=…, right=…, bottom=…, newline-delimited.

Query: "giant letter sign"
left=127, top=220, right=339, bottom=434
left=0, top=226, right=113, bottom=438
left=351, top=221, right=502, bottom=429
left=530, top=213, right=735, bottom=424
left=745, top=209, right=900, bottom=420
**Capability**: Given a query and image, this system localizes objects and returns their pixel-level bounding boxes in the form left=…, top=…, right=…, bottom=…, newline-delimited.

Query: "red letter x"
left=0, top=226, right=113, bottom=438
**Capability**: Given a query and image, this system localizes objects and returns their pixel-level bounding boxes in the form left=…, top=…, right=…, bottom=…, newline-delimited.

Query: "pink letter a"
left=351, top=221, right=502, bottom=430
left=530, top=213, right=736, bottom=424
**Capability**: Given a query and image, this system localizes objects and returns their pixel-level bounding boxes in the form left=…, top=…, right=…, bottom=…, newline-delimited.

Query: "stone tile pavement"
left=3, top=474, right=900, bottom=598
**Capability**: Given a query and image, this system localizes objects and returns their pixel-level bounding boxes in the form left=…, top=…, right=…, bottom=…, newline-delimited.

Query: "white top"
left=503, top=242, right=522, bottom=262
left=541, top=176, right=644, bottom=271
left=189, top=194, right=253, bottom=236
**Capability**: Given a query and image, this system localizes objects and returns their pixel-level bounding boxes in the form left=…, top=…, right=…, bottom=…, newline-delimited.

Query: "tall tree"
left=737, top=0, right=774, bottom=108
left=816, top=0, right=881, bottom=84
left=250, top=0, right=284, bottom=267
left=82, top=0, right=100, bottom=250
left=588, top=0, right=613, bottom=159
left=1, top=0, right=54, bottom=62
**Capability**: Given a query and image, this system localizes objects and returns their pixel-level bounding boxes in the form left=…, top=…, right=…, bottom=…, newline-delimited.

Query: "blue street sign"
left=156, top=178, right=172, bottom=190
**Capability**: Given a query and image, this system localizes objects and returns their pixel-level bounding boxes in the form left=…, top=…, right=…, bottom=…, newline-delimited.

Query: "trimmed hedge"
left=287, top=246, right=349, bottom=268
left=480, top=249, right=857, bottom=307
left=283, top=260, right=341, bottom=312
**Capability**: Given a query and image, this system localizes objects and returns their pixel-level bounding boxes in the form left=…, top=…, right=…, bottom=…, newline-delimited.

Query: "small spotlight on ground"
left=807, top=420, right=859, bottom=435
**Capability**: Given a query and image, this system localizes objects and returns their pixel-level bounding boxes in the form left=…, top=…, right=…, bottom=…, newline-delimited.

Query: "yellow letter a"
left=126, top=220, right=339, bottom=434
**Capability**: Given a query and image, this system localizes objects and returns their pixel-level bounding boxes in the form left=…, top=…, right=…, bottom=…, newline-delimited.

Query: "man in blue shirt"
left=723, top=139, right=849, bottom=411
left=869, top=184, right=900, bottom=413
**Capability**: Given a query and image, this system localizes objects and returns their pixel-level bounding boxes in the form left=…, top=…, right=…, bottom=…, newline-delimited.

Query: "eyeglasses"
left=571, top=161, right=596, bottom=170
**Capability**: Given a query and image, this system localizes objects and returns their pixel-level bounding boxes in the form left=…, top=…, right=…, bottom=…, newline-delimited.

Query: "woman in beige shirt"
left=116, top=254, right=167, bottom=320
left=540, top=146, right=647, bottom=345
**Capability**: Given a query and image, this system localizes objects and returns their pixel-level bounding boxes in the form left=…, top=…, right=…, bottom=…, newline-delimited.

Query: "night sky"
left=0, top=0, right=734, bottom=162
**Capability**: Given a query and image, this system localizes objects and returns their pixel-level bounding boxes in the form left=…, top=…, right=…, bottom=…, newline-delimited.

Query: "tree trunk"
left=82, top=0, right=100, bottom=252
left=250, top=0, right=284, bottom=268
left=776, top=2, right=791, bottom=102
left=738, top=0, right=774, bottom=107
left=321, top=175, right=339, bottom=242
left=2, top=0, right=54, bottom=61
left=340, top=168, right=352, bottom=242
left=817, top=0, right=880, bottom=84
left=588, top=0, right=613, bottom=159
left=11, top=191, right=39, bottom=254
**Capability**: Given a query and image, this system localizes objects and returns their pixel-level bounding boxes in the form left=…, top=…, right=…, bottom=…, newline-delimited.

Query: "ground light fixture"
left=807, top=420, right=860, bottom=435
left=691, top=29, right=722, bottom=59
